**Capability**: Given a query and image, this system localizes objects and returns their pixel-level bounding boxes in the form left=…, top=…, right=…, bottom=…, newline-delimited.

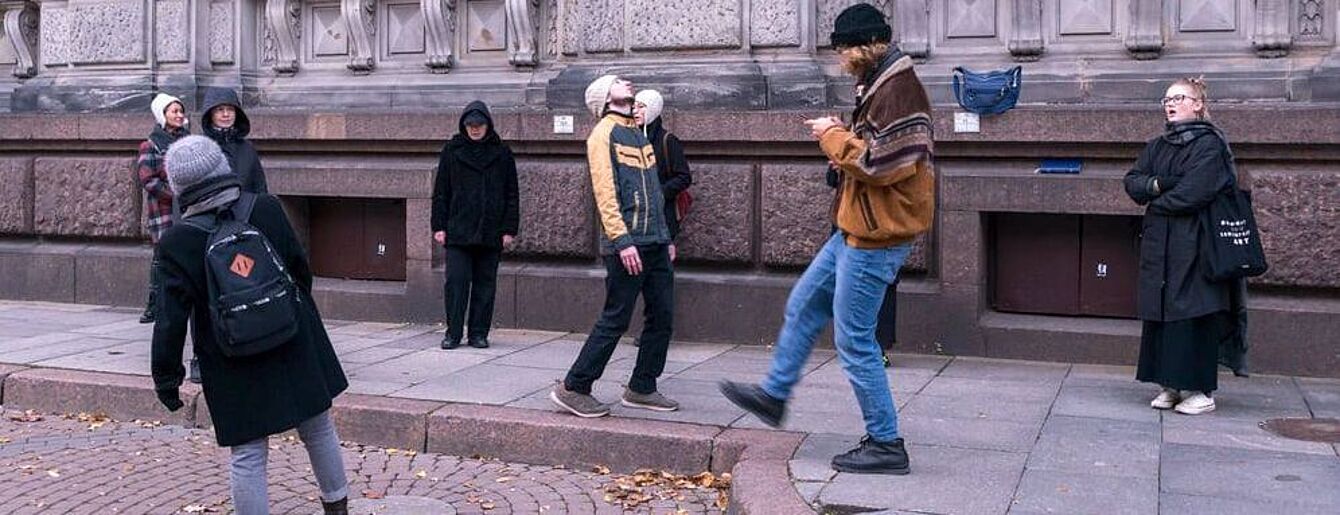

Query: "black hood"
left=201, top=87, right=251, bottom=140
left=1162, top=120, right=1218, bottom=146
left=451, top=100, right=500, bottom=146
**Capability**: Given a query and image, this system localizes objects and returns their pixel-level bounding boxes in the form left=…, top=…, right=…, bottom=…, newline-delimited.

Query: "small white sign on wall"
left=954, top=112, right=981, bottom=133
left=553, top=115, right=575, bottom=134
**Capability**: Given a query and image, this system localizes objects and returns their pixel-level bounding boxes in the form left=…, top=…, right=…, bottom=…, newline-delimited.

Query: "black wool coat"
left=644, top=119, right=692, bottom=240
left=201, top=88, right=269, bottom=194
left=1124, top=121, right=1235, bottom=322
left=431, top=101, right=520, bottom=248
left=151, top=194, right=347, bottom=447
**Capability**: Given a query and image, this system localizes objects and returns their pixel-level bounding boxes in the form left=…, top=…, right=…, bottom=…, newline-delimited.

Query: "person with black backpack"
left=151, top=135, right=350, bottom=515
left=634, top=89, right=692, bottom=259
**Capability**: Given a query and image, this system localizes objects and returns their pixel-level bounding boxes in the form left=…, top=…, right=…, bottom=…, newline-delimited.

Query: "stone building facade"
left=1, top=1, right=1338, bottom=377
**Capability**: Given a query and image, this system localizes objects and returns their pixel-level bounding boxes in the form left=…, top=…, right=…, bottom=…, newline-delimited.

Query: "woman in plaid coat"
left=135, top=93, right=190, bottom=323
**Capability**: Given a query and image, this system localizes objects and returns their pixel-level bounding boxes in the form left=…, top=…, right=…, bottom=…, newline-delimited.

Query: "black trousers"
left=1136, top=311, right=1234, bottom=393
left=564, top=244, right=674, bottom=395
left=444, top=244, right=502, bottom=341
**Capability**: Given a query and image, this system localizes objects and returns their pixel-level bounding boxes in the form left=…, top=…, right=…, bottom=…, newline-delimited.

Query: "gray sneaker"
left=550, top=383, right=610, bottom=418
left=621, top=388, right=680, bottom=412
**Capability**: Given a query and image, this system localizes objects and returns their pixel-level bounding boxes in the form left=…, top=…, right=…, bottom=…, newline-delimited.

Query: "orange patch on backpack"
left=230, top=254, right=255, bottom=278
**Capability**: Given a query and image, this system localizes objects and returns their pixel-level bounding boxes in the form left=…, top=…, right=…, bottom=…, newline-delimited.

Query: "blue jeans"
left=230, top=411, right=348, bottom=515
left=762, top=233, right=911, bottom=442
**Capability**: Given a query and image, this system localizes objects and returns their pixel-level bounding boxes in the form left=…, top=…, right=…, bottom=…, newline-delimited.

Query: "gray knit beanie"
left=165, top=135, right=232, bottom=195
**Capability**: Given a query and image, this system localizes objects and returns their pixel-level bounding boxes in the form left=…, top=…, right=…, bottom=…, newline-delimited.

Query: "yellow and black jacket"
left=587, top=111, right=671, bottom=254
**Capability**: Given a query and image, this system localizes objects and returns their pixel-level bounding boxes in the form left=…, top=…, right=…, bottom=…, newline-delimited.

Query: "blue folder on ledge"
left=1036, top=159, right=1083, bottom=174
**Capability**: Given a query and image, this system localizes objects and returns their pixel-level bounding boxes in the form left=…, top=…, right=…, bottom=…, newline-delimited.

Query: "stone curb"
left=0, top=365, right=814, bottom=513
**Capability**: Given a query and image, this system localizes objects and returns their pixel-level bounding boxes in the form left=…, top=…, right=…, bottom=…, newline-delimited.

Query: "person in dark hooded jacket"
left=1123, top=78, right=1245, bottom=416
left=431, top=101, right=520, bottom=350
left=201, top=87, right=268, bottom=194
left=152, top=135, right=350, bottom=514
left=633, top=90, right=692, bottom=250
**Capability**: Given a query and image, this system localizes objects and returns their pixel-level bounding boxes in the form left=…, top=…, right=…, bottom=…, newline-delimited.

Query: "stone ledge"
left=331, top=394, right=444, bottom=451
left=0, top=364, right=29, bottom=401
left=427, top=403, right=722, bottom=475
left=0, top=367, right=201, bottom=428
left=727, top=459, right=815, bottom=515
left=711, top=428, right=806, bottom=475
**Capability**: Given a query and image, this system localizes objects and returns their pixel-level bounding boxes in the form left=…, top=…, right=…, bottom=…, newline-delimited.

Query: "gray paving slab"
left=329, top=336, right=399, bottom=354
left=792, top=482, right=825, bottom=505
left=1297, top=377, right=1340, bottom=418
left=1063, top=363, right=1145, bottom=389
left=600, top=357, right=696, bottom=377
left=392, top=363, right=556, bottom=404
left=1161, top=412, right=1335, bottom=455
left=1160, top=443, right=1340, bottom=508
left=345, top=349, right=491, bottom=386
left=343, top=379, right=412, bottom=396
left=338, top=345, right=419, bottom=365
left=0, top=332, right=86, bottom=356
left=1026, top=415, right=1160, bottom=479
left=602, top=377, right=746, bottom=426
left=325, top=321, right=415, bottom=338
left=805, top=361, right=938, bottom=394
left=788, top=458, right=837, bottom=482
left=662, top=342, right=736, bottom=363
left=490, top=339, right=635, bottom=370
left=68, top=318, right=149, bottom=337
left=733, top=402, right=870, bottom=436
left=380, top=332, right=447, bottom=351
left=0, top=335, right=128, bottom=363
left=34, top=342, right=153, bottom=375
left=902, top=393, right=1052, bottom=425
left=816, top=443, right=1027, bottom=514
left=885, top=353, right=953, bottom=372
left=898, top=414, right=1044, bottom=453
left=1208, top=390, right=1312, bottom=421
left=919, top=377, right=1061, bottom=404
left=939, top=357, right=1070, bottom=383
left=1051, top=384, right=1161, bottom=424
left=1215, top=374, right=1303, bottom=399
left=1012, top=468, right=1158, bottom=515
left=1159, top=493, right=1340, bottom=515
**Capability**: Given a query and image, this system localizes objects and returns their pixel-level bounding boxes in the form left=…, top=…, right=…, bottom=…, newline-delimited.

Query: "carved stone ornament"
left=1125, top=0, right=1164, bottom=60
left=1008, top=0, right=1044, bottom=62
left=343, top=0, right=375, bottom=74
left=265, top=0, right=301, bottom=74
left=505, top=0, right=540, bottom=67
left=2, top=0, right=39, bottom=78
left=423, top=0, right=454, bottom=72
left=1251, top=0, right=1291, bottom=57
left=895, top=0, right=930, bottom=59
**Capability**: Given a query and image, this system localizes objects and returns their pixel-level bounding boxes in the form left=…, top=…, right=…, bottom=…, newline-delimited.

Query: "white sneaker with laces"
left=1174, top=392, right=1215, bottom=415
left=1150, top=388, right=1180, bottom=410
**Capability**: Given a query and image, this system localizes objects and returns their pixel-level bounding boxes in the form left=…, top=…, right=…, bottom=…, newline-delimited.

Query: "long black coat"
left=431, top=101, right=520, bottom=248
left=151, top=193, right=347, bottom=447
left=1124, top=122, right=1234, bottom=322
left=645, top=120, right=692, bottom=240
left=201, top=88, right=269, bottom=194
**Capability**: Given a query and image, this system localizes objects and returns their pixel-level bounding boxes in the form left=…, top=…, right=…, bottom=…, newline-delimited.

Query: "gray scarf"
left=184, top=187, right=241, bottom=219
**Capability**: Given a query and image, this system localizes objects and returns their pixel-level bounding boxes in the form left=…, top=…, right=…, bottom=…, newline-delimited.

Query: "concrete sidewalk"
left=1, top=300, right=1339, bottom=514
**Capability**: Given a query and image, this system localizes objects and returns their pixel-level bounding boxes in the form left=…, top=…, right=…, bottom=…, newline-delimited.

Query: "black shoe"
left=188, top=357, right=202, bottom=384
left=882, top=351, right=892, bottom=368
left=718, top=381, right=785, bottom=428
left=467, top=336, right=490, bottom=349
left=138, top=299, right=156, bottom=324
left=321, top=497, right=349, bottom=515
left=441, top=335, right=461, bottom=350
left=831, top=436, right=910, bottom=475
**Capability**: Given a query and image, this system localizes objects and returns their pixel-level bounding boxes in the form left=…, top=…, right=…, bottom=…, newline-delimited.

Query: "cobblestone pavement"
left=0, top=408, right=726, bottom=515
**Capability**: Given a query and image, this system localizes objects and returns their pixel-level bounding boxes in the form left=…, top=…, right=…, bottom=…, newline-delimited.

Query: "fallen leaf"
left=413, top=470, right=427, bottom=479
left=495, top=476, right=514, bottom=483
left=181, top=505, right=208, bottom=513
left=8, top=410, right=43, bottom=422
left=361, top=490, right=384, bottom=500
left=0, top=437, right=11, bottom=444
left=592, top=465, right=611, bottom=475
left=481, top=501, right=496, bottom=510
left=46, top=469, right=60, bottom=478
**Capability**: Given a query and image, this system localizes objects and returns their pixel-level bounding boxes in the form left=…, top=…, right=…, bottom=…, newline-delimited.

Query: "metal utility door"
left=991, top=213, right=1082, bottom=315
left=1079, top=215, right=1140, bottom=318
left=308, top=198, right=407, bottom=281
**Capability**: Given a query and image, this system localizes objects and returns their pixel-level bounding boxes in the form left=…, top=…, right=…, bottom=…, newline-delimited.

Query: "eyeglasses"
left=1161, top=94, right=1200, bottom=106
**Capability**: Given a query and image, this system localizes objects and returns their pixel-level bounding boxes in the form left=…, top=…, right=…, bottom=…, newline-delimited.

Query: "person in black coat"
left=1123, top=78, right=1241, bottom=416
left=151, top=135, right=350, bottom=514
left=201, top=87, right=268, bottom=194
left=633, top=90, right=692, bottom=258
left=431, top=101, right=520, bottom=350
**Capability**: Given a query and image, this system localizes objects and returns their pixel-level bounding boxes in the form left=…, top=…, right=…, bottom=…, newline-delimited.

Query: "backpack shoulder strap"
left=661, top=132, right=672, bottom=176
left=229, top=193, right=258, bottom=223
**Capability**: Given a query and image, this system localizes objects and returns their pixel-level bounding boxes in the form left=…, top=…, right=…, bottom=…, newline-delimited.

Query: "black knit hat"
left=831, top=3, right=892, bottom=48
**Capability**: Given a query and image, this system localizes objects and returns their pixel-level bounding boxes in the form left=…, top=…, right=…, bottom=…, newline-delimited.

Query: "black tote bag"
left=1200, top=131, right=1268, bottom=282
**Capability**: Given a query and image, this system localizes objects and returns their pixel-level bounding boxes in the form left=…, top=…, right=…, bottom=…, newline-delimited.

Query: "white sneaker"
left=1150, top=388, right=1180, bottom=410
left=1174, top=392, right=1216, bottom=415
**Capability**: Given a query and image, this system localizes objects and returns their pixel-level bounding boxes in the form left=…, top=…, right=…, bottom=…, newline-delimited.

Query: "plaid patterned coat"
left=137, top=125, right=187, bottom=243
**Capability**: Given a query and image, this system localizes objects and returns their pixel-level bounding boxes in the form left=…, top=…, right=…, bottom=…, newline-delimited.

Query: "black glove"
left=157, top=389, right=184, bottom=412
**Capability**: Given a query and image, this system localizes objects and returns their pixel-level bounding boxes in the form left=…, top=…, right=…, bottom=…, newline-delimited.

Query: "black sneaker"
left=882, top=351, right=892, bottom=368
left=831, top=436, right=910, bottom=475
left=718, top=381, right=785, bottom=428
left=467, top=336, right=490, bottom=349
left=138, top=296, right=156, bottom=324
left=440, top=335, right=461, bottom=350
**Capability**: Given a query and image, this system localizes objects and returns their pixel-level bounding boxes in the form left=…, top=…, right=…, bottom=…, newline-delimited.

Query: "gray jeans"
left=230, top=411, right=348, bottom=515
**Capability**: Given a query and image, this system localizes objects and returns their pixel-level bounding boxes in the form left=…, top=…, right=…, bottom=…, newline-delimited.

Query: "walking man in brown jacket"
left=719, top=3, right=934, bottom=475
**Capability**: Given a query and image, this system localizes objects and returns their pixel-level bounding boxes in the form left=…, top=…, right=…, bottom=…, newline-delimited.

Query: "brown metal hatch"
left=989, top=213, right=1140, bottom=318
left=308, top=197, right=407, bottom=281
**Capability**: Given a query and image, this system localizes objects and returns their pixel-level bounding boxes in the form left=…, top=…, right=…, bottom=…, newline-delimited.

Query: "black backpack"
left=184, top=193, right=301, bottom=358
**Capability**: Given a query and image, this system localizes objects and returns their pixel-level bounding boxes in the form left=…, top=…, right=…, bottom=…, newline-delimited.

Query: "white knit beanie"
left=584, top=75, right=619, bottom=118
left=165, top=135, right=232, bottom=195
left=634, top=89, right=664, bottom=124
left=151, top=93, right=184, bottom=128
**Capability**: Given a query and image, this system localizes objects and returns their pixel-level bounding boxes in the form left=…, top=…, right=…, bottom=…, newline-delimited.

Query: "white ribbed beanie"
left=634, top=89, right=664, bottom=124
left=151, top=93, right=184, bottom=128
left=584, top=75, right=619, bottom=118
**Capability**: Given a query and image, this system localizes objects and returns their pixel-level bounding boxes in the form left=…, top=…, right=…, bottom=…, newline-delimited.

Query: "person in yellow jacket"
left=551, top=75, right=679, bottom=418
left=720, top=3, right=934, bottom=476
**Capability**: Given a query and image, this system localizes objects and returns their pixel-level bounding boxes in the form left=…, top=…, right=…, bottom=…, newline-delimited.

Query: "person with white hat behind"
left=634, top=89, right=693, bottom=260
left=550, top=75, right=680, bottom=418
left=136, top=93, right=190, bottom=325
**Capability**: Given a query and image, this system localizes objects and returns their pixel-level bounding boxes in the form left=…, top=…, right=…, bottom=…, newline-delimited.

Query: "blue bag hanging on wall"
left=952, top=66, right=1022, bottom=116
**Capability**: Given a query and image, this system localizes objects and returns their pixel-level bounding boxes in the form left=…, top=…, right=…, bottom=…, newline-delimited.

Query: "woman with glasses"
left=1123, top=78, right=1243, bottom=415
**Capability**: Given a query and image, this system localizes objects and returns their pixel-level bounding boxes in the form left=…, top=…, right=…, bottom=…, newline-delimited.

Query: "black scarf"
left=149, top=124, right=189, bottom=153
left=1162, top=120, right=1219, bottom=145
